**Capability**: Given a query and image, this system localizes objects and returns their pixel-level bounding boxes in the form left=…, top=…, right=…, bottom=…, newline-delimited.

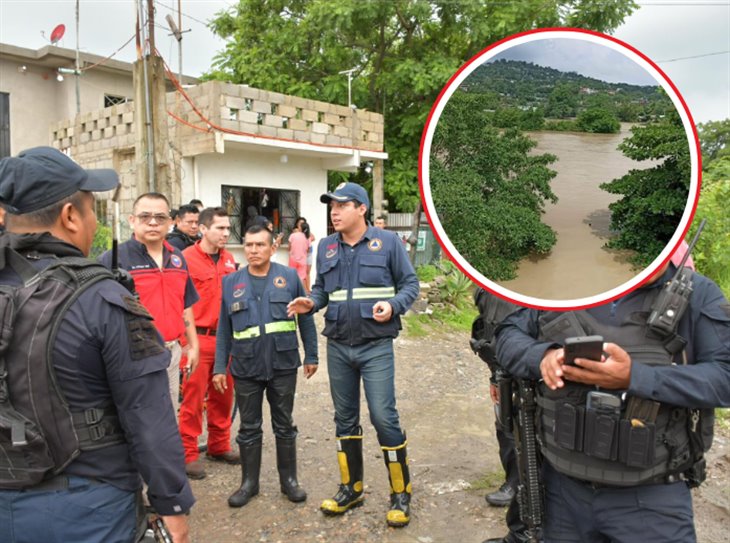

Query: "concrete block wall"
left=211, top=81, right=384, bottom=151
left=50, top=101, right=136, bottom=155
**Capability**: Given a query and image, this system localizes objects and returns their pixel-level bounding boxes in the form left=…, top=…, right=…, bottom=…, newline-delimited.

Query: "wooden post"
left=133, top=55, right=171, bottom=198
left=372, top=159, right=384, bottom=221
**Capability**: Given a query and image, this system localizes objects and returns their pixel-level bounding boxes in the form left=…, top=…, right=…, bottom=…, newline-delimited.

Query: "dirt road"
left=188, top=318, right=730, bottom=543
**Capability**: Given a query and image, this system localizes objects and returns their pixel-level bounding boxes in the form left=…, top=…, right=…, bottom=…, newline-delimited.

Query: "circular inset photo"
left=420, top=28, right=700, bottom=310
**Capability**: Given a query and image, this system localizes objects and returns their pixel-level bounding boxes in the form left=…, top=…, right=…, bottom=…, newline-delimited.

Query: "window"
left=104, top=94, right=130, bottom=108
left=222, top=185, right=300, bottom=244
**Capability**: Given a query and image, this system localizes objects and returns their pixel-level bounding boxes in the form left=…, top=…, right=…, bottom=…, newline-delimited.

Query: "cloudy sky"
left=0, top=1, right=728, bottom=123
left=491, top=38, right=660, bottom=86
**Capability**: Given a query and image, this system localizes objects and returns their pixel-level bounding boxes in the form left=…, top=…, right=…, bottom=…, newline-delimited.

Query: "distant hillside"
left=461, top=59, right=671, bottom=123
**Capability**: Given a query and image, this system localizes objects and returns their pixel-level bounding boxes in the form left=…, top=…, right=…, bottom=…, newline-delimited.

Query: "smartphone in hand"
left=563, top=335, right=604, bottom=366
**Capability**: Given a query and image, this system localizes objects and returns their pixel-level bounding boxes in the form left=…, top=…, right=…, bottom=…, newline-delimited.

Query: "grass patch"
left=416, top=264, right=439, bottom=282
left=403, top=303, right=478, bottom=338
left=470, top=470, right=505, bottom=492
left=716, top=408, right=730, bottom=433
left=402, top=313, right=431, bottom=338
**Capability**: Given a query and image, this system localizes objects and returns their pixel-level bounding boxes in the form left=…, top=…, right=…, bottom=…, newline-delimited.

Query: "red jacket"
left=99, top=239, right=199, bottom=342
left=182, top=241, right=237, bottom=329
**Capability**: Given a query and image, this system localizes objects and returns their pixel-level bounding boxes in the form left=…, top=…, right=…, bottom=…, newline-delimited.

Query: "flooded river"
left=498, top=126, right=648, bottom=300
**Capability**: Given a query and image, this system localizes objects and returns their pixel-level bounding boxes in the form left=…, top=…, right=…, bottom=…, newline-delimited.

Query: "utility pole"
left=133, top=0, right=170, bottom=196
left=74, top=0, right=80, bottom=114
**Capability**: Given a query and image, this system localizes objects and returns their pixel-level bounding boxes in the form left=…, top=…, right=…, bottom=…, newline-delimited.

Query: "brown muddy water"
left=498, top=126, right=649, bottom=300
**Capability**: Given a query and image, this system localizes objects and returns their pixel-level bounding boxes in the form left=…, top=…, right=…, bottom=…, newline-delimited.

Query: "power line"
left=657, top=50, right=730, bottom=63
left=154, top=0, right=213, bottom=28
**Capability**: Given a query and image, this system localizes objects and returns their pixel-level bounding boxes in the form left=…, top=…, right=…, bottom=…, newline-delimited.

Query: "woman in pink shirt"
left=288, top=222, right=311, bottom=292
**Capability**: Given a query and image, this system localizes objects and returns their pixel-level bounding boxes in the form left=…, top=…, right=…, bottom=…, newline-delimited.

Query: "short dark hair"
left=6, top=190, right=88, bottom=229
left=133, top=192, right=169, bottom=212
left=189, top=198, right=203, bottom=207
left=245, top=224, right=273, bottom=245
left=176, top=204, right=200, bottom=220
left=376, top=215, right=385, bottom=221
left=199, top=206, right=228, bottom=227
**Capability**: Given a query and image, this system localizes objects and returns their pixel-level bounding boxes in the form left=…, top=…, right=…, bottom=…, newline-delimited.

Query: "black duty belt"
left=196, top=326, right=217, bottom=337
left=567, top=472, right=684, bottom=490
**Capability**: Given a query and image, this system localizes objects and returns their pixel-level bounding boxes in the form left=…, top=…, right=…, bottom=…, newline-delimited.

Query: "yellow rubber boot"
left=382, top=440, right=411, bottom=527
left=320, top=430, right=365, bottom=515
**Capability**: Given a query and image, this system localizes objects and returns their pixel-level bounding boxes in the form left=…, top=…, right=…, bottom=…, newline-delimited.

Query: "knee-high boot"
left=382, top=438, right=411, bottom=527
left=227, top=442, right=261, bottom=508
left=320, top=428, right=364, bottom=515
left=276, top=437, right=307, bottom=502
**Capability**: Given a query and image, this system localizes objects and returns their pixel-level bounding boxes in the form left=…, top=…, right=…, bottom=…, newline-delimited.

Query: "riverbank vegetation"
left=430, top=92, right=557, bottom=281
left=599, top=107, right=690, bottom=267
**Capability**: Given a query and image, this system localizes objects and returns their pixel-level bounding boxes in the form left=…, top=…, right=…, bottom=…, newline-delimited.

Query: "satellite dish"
left=50, top=24, right=66, bottom=45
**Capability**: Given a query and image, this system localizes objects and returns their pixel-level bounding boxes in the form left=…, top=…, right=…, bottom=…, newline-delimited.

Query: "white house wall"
left=0, top=55, right=134, bottom=154
left=193, top=149, right=328, bottom=265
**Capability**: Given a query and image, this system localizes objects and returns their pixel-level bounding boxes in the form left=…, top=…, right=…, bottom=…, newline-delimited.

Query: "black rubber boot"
left=382, top=439, right=411, bottom=527
left=276, top=437, right=307, bottom=503
left=227, top=442, right=261, bottom=508
left=320, top=428, right=364, bottom=515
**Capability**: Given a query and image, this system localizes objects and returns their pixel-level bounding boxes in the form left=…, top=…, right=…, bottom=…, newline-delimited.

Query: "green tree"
left=206, top=0, right=637, bottom=211
left=576, top=106, right=620, bottom=133
left=694, top=119, right=730, bottom=296
left=691, top=178, right=730, bottom=297
left=698, top=119, right=730, bottom=166
left=430, top=92, right=558, bottom=280
left=545, top=83, right=579, bottom=119
left=600, top=108, right=690, bottom=266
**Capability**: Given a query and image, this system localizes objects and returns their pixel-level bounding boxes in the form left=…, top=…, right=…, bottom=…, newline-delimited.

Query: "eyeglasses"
left=135, top=213, right=170, bottom=224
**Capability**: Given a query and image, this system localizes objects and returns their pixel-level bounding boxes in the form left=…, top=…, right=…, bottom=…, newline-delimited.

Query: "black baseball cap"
left=0, top=146, right=119, bottom=214
left=320, top=182, right=370, bottom=210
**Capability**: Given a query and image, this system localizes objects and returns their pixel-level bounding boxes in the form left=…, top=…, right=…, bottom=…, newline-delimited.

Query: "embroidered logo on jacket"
left=368, top=238, right=383, bottom=251
left=273, top=276, right=287, bottom=288
left=170, top=255, right=183, bottom=268
left=326, top=243, right=338, bottom=259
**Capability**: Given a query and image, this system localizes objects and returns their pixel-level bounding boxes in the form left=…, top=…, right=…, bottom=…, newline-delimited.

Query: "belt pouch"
left=618, top=420, right=655, bottom=468
left=583, top=408, right=618, bottom=460
left=554, top=403, right=584, bottom=452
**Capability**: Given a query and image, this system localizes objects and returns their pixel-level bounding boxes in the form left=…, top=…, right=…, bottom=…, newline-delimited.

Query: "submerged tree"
left=430, top=92, right=557, bottom=280
left=576, top=106, right=620, bottom=133
left=205, top=0, right=637, bottom=211
left=600, top=107, right=690, bottom=267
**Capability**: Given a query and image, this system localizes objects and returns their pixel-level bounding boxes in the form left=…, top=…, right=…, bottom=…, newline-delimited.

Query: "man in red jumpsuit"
left=180, top=207, right=240, bottom=479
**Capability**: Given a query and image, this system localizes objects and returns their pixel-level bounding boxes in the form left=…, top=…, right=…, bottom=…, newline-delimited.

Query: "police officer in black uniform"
left=495, top=260, right=730, bottom=542
left=0, top=147, right=194, bottom=543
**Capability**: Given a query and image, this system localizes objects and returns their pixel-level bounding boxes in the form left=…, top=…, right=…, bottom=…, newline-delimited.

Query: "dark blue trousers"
left=543, top=462, right=696, bottom=543
left=0, top=476, right=137, bottom=543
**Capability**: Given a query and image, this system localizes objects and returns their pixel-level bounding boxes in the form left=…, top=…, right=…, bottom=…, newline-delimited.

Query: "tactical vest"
left=0, top=250, right=125, bottom=490
left=471, top=288, right=519, bottom=367
left=536, top=285, right=712, bottom=486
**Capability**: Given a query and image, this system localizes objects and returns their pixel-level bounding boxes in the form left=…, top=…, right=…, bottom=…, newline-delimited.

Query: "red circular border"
left=418, top=27, right=702, bottom=311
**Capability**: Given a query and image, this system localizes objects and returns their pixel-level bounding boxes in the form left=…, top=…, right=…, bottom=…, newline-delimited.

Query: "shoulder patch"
left=122, top=295, right=153, bottom=319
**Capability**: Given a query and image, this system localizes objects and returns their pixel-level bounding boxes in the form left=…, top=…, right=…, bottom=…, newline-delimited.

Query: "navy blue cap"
left=320, top=182, right=370, bottom=210
left=0, top=146, right=119, bottom=214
